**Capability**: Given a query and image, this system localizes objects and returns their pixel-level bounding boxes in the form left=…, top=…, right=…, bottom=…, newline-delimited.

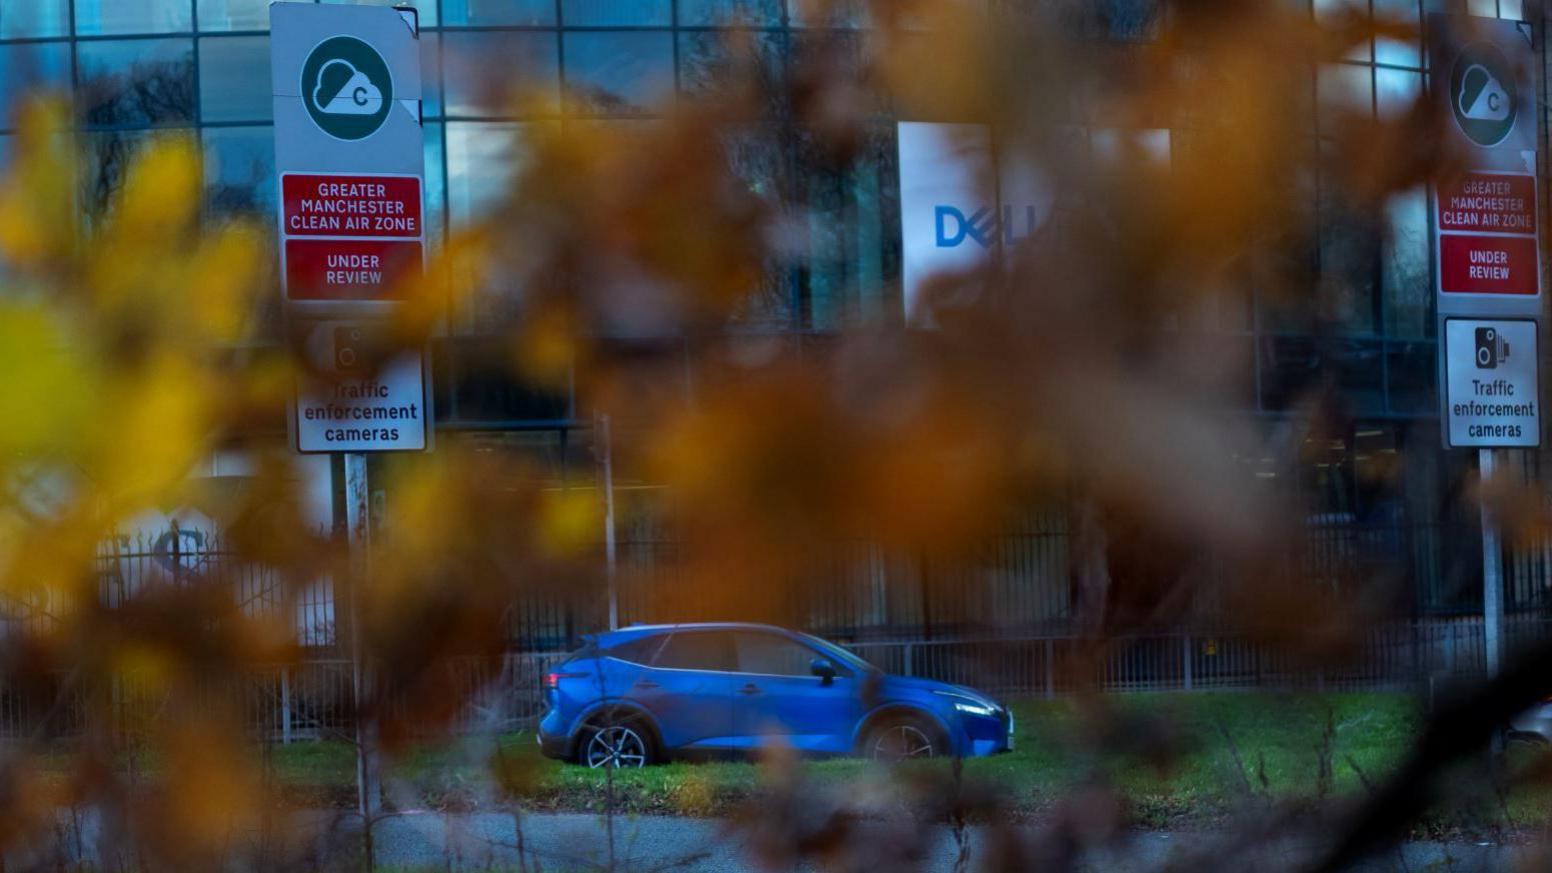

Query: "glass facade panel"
left=1374, top=67, right=1420, bottom=121
left=563, top=32, right=675, bottom=115
left=198, top=35, right=271, bottom=123
left=202, top=125, right=276, bottom=217
left=1373, top=0, right=1421, bottom=67
left=446, top=121, right=530, bottom=228
left=443, top=31, right=559, bottom=117
left=678, top=0, right=784, bottom=26
left=78, top=38, right=197, bottom=127
left=0, top=1, right=70, bottom=38
left=75, top=0, right=193, bottom=36
left=321, top=0, right=438, bottom=28
left=561, top=0, right=672, bottom=27
left=1382, top=185, right=1429, bottom=339
left=196, top=0, right=270, bottom=31
left=0, top=42, right=71, bottom=128
left=442, top=0, right=555, bottom=26
left=678, top=30, right=785, bottom=97
left=421, top=32, right=443, bottom=119
left=789, top=0, right=869, bottom=27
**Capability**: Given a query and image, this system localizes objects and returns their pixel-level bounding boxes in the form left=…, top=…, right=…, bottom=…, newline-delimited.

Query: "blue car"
left=537, top=622, right=1013, bottom=767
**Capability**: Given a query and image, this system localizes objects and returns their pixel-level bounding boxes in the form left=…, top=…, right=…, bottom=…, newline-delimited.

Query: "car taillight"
left=545, top=672, right=585, bottom=690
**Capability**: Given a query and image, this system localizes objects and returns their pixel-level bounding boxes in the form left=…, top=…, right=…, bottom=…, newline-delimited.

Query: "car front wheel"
left=581, top=721, right=654, bottom=769
left=867, top=716, right=941, bottom=762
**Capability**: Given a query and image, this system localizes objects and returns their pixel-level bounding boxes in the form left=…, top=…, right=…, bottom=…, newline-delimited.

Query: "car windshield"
left=799, top=633, right=877, bottom=673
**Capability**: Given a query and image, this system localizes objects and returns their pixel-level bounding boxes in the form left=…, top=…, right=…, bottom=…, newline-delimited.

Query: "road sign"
left=1443, top=318, right=1540, bottom=448
left=1430, top=17, right=1540, bottom=321
left=272, top=3, right=424, bottom=315
left=273, top=3, right=429, bottom=455
left=292, top=321, right=429, bottom=454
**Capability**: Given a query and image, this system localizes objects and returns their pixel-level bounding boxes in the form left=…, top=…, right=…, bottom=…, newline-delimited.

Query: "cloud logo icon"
left=1459, top=64, right=1511, bottom=122
left=312, top=59, right=383, bottom=117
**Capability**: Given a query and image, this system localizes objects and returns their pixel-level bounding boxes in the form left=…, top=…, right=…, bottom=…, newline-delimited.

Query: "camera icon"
left=1475, top=326, right=1511, bottom=369
left=334, top=326, right=364, bottom=373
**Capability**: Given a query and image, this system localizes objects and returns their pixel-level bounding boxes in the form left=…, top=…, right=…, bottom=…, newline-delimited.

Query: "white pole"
left=344, top=452, right=381, bottom=819
left=599, top=414, right=619, bottom=630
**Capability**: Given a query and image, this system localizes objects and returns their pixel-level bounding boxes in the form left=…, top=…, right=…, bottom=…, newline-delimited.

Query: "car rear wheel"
left=581, top=721, right=654, bottom=769
left=867, top=717, right=940, bottom=762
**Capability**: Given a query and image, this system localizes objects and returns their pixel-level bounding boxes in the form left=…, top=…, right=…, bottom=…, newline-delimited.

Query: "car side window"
left=603, top=636, right=663, bottom=666
left=651, top=632, right=734, bottom=671
left=734, top=632, right=848, bottom=678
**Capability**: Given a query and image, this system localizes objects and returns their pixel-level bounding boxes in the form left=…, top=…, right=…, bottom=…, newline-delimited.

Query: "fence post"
left=903, top=643, right=914, bottom=678
left=1044, top=638, right=1055, bottom=699
left=1182, top=634, right=1193, bottom=691
left=280, top=667, right=293, bottom=745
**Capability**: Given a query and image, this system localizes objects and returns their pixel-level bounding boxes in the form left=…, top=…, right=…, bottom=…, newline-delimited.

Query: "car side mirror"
left=810, top=658, right=837, bottom=685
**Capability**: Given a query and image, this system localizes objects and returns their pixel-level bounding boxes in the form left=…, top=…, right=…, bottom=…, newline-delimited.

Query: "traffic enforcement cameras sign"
left=1444, top=319, right=1539, bottom=449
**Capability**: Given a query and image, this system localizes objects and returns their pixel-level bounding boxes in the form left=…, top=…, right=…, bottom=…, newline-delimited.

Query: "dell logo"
left=935, top=204, right=1039, bottom=249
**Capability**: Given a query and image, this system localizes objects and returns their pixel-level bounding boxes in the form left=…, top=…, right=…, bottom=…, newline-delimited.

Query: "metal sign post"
left=1429, top=14, right=1540, bottom=752
left=271, top=1, right=428, bottom=836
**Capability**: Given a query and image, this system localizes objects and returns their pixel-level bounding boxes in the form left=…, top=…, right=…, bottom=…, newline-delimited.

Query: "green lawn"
left=264, top=692, right=1552, bottom=832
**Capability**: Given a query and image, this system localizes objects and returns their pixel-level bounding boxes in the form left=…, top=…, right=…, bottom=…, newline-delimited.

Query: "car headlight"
left=934, top=690, right=998, bottom=717
left=952, top=701, right=997, bottom=717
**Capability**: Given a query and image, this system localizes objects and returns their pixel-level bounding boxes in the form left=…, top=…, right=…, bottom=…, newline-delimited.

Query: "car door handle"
left=738, top=683, right=761, bottom=695
left=633, top=680, right=659, bottom=690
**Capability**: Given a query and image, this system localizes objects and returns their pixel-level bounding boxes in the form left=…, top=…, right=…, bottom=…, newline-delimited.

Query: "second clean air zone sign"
left=302, top=36, right=393, bottom=141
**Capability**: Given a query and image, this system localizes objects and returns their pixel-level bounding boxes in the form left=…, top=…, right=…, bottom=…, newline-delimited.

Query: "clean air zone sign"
left=272, top=3, right=430, bottom=454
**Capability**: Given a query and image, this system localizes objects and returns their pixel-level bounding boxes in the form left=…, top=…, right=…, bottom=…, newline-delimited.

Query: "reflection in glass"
left=199, top=36, right=271, bottom=123
left=563, top=32, right=675, bottom=115
left=321, top=0, right=438, bottom=27
left=0, top=0, right=69, bottom=38
left=202, top=125, right=277, bottom=218
left=560, top=0, right=670, bottom=26
left=1375, top=68, right=1420, bottom=122
left=1382, top=186, right=1428, bottom=339
left=75, top=0, right=193, bottom=36
left=678, top=0, right=782, bottom=26
left=678, top=30, right=785, bottom=98
left=82, top=130, right=157, bottom=214
left=79, top=39, right=197, bottom=127
left=442, top=0, right=554, bottom=25
left=423, top=122, right=446, bottom=250
left=1373, top=0, right=1421, bottom=67
left=443, top=31, right=559, bottom=117
left=446, top=121, right=528, bottom=228
left=197, top=0, right=271, bottom=31
left=0, top=42, right=71, bottom=127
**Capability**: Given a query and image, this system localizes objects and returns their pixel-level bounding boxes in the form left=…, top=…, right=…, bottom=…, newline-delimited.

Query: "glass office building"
left=0, top=0, right=1543, bottom=624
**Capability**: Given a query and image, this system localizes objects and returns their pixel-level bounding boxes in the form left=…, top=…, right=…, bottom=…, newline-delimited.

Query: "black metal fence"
left=0, top=516, right=1532, bottom=742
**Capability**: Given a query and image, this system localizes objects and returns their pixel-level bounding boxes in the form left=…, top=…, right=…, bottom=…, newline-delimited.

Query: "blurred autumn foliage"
left=0, top=0, right=1548, bottom=869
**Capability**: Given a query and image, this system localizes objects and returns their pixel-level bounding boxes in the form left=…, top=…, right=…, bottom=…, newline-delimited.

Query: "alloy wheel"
left=871, top=724, right=935, bottom=761
left=585, top=725, right=649, bottom=768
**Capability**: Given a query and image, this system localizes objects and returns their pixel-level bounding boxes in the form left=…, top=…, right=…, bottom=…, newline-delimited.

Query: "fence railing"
left=0, top=620, right=1537, bottom=744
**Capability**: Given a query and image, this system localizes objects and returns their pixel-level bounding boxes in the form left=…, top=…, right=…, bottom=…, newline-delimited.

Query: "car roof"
left=592, top=622, right=794, bottom=646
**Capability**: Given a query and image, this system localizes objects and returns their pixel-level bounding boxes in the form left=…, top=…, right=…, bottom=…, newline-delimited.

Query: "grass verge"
left=265, top=691, right=1552, bottom=835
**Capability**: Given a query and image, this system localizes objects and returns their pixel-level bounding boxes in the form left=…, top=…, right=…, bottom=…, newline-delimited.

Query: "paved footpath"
left=315, top=810, right=1538, bottom=872
left=20, top=807, right=1544, bottom=870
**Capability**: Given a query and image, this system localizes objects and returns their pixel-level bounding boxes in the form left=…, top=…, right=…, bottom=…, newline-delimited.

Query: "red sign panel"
left=282, top=173, right=422, bottom=238
left=1439, top=234, right=1538, bottom=296
left=1436, top=172, right=1536, bottom=234
left=285, top=239, right=423, bottom=301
